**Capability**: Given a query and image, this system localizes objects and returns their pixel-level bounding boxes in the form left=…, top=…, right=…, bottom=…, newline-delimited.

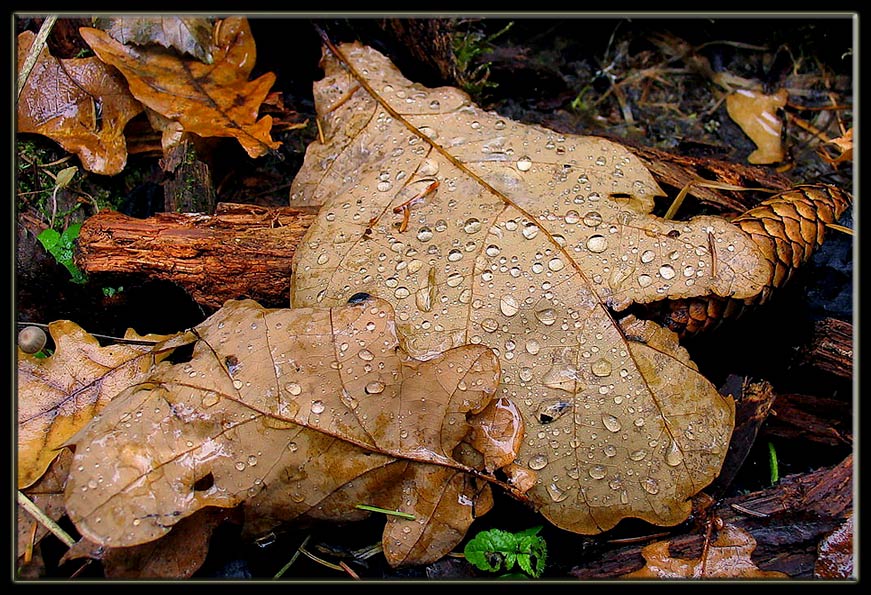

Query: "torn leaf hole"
left=193, top=472, right=215, bottom=491
left=164, top=342, right=195, bottom=364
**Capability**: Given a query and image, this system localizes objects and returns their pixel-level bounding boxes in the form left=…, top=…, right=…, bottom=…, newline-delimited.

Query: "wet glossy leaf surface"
left=725, top=88, right=789, bottom=165
left=16, top=31, right=143, bottom=175
left=62, top=298, right=517, bottom=566
left=80, top=16, right=280, bottom=159
left=288, top=42, right=769, bottom=534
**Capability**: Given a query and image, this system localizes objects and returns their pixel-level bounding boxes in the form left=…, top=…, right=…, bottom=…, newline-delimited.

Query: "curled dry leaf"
left=819, top=128, right=853, bottom=167
left=621, top=523, right=787, bottom=579
left=725, top=88, right=789, bottom=165
left=289, top=42, right=773, bottom=534
left=17, top=323, right=176, bottom=489
left=79, top=16, right=280, bottom=159
left=63, top=298, right=519, bottom=567
left=16, top=30, right=144, bottom=175
left=93, top=16, right=215, bottom=64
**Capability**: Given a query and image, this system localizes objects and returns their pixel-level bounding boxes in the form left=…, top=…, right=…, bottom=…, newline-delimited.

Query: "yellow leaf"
left=17, top=323, right=176, bottom=488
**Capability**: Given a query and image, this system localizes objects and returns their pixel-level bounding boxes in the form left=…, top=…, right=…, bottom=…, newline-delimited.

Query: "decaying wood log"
left=74, top=203, right=318, bottom=309
left=569, top=454, right=853, bottom=579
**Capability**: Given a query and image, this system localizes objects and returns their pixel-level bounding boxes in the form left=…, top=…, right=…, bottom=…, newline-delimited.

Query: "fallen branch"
left=75, top=203, right=319, bottom=308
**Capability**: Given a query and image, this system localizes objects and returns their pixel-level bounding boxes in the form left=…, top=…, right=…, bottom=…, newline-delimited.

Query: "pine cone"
left=657, top=184, right=852, bottom=337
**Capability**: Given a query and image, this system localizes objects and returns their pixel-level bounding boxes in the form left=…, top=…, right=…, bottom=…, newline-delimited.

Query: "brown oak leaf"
left=17, top=322, right=175, bottom=489
left=79, top=16, right=280, bottom=159
left=62, top=298, right=520, bottom=567
left=16, top=30, right=144, bottom=175
left=93, top=16, right=215, bottom=63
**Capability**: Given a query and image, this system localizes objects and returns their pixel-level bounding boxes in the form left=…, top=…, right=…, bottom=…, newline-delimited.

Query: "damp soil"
left=16, top=15, right=853, bottom=580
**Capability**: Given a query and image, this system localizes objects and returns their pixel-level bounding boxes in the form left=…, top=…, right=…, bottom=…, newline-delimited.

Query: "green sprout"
left=452, top=21, right=513, bottom=97
left=37, top=223, right=87, bottom=284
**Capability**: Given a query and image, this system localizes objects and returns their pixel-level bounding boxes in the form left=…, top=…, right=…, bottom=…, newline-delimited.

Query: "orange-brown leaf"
left=16, top=323, right=176, bottom=489
left=79, top=17, right=280, bottom=158
left=16, top=31, right=144, bottom=175
left=63, top=508, right=237, bottom=578
left=63, top=298, right=517, bottom=567
left=622, top=523, right=788, bottom=579
left=814, top=513, right=854, bottom=579
left=819, top=128, right=853, bottom=166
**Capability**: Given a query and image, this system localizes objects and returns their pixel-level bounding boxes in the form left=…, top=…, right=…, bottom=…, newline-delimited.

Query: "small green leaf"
left=514, top=525, right=542, bottom=538
left=464, top=529, right=516, bottom=573
left=37, top=224, right=87, bottom=284
left=516, top=534, right=547, bottom=578
left=463, top=526, right=547, bottom=578
left=36, top=228, right=60, bottom=252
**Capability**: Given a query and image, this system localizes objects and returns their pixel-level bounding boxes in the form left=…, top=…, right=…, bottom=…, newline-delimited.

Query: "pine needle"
left=355, top=504, right=416, bottom=520
left=273, top=534, right=310, bottom=579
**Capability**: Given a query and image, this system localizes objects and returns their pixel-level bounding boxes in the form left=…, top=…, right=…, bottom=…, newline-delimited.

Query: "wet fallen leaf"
left=79, top=16, right=280, bottom=159
left=289, top=42, right=777, bottom=534
left=16, top=30, right=144, bottom=175
left=725, top=88, right=789, bottom=164
left=63, top=298, right=518, bottom=567
left=17, top=323, right=175, bottom=489
left=621, top=523, right=787, bottom=578
left=93, top=16, right=215, bottom=64
left=814, top=513, right=853, bottom=579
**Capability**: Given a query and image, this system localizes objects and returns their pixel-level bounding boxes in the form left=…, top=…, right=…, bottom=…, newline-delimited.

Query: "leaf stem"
left=298, top=545, right=345, bottom=572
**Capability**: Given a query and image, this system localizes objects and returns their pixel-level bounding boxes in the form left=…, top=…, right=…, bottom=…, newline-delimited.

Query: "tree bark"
left=75, top=203, right=318, bottom=309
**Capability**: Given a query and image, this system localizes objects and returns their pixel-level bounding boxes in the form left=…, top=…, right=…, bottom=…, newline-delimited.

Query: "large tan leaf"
left=289, top=42, right=773, bottom=534
left=16, top=31, right=144, bottom=175
left=79, top=16, right=280, bottom=158
left=17, top=323, right=175, bottom=489
left=63, top=298, right=517, bottom=566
